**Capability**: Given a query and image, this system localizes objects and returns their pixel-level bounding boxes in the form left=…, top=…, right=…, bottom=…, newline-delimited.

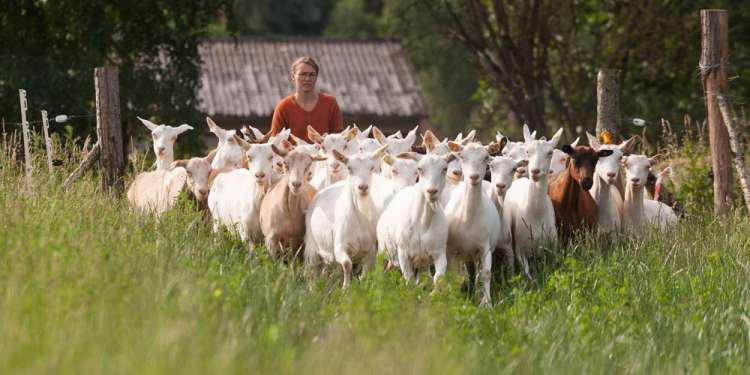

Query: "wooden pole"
left=41, top=110, right=54, bottom=173
left=95, top=66, right=124, bottom=194
left=595, top=68, right=621, bottom=143
left=717, top=95, right=750, bottom=214
left=700, top=9, right=733, bottom=216
left=19, top=89, right=32, bottom=189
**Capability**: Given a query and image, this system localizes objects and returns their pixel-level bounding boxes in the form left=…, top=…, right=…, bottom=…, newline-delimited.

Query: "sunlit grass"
left=1, top=145, right=750, bottom=373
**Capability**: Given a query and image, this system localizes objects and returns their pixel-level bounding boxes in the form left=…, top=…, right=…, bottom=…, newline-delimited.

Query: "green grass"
left=2, top=153, right=750, bottom=374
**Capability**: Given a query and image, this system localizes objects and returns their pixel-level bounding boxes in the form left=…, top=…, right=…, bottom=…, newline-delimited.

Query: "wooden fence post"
left=595, top=68, right=621, bottom=143
left=41, top=110, right=54, bottom=173
left=95, top=66, right=124, bottom=194
left=18, top=89, right=32, bottom=190
left=700, top=9, right=733, bottom=216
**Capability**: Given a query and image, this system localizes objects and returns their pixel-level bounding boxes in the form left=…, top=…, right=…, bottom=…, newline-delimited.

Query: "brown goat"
left=259, top=142, right=325, bottom=261
left=548, top=145, right=613, bottom=240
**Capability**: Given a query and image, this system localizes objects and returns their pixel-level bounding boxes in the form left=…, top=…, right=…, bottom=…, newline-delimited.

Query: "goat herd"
left=127, top=117, right=679, bottom=305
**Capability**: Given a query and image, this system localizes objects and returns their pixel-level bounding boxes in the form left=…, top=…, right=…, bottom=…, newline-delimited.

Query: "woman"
left=270, top=56, right=344, bottom=143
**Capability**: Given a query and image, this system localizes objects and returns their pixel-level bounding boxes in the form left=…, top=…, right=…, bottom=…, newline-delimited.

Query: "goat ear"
left=444, top=153, right=457, bottom=164
left=404, top=125, right=418, bottom=145
left=371, top=144, right=389, bottom=160
left=548, top=128, right=564, bottom=148
left=279, top=139, right=293, bottom=151
left=495, top=131, right=505, bottom=143
left=619, top=136, right=638, bottom=154
left=447, top=141, right=462, bottom=153
left=464, top=129, right=477, bottom=143
left=206, top=117, right=224, bottom=135
left=345, top=126, right=359, bottom=142
left=396, top=152, right=421, bottom=161
left=383, top=154, right=395, bottom=166
left=570, top=137, right=580, bottom=148
left=173, top=124, right=193, bottom=135
left=372, top=126, right=386, bottom=145
left=649, top=154, right=662, bottom=166
left=561, top=144, right=575, bottom=155
left=171, top=160, right=188, bottom=169
left=522, top=124, right=533, bottom=142
left=271, top=143, right=288, bottom=158
left=486, top=140, right=505, bottom=156
left=332, top=149, right=348, bottom=164
left=311, top=153, right=327, bottom=162
left=422, top=130, right=437, bottom=152
left=516, top=159, right=529, bottom=168
left=290, top=134, right=309, bottom=146
left=359, top=124, right=373, bottom=138
left=388, top=130, right=403, bottom=139
left=204, top=148, right=217, bottom=165
left=257, top=131, right=272, bottom=144
left=235, top=134, right=252, bottom=150
left=597, top=149, right=614, bottom=158
left=586, top=131, right=601, bottom=150
left=307, top=126, right=324, bottom=144
left=138, top=116, right=158, bottom=131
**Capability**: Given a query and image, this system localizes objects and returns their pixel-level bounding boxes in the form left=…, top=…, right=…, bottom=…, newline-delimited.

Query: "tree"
left=396, top=0, right=750, bottom=138
left=0, top=0, right=232, bottom=149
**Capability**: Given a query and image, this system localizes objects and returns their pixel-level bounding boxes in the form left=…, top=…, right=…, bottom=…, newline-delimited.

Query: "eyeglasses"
left=296, top=72, right=318, bottom=79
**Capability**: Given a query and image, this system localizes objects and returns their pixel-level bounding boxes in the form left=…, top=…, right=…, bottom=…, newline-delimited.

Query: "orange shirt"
left=270, top=93, right=344, bottom=143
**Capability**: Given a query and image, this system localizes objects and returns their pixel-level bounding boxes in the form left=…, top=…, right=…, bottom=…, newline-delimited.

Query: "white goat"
left=587, top=132, right=637, bottom=233
left=486, top=148, right=528, bottom=272
left=373, top=125, right=419, bottom=176
left=126, top=117, right=193, bottom=215
left=208, top=137, right=276, bottom=255
left=377, top=153, right=455, bottom=285
left=208, top=117, right=268, bottom=170
left=504, top=126, right=563, bottom=278
left=444, top=141, right=503, bottom=306
left=621, top=154, right=678, bottom=233
left=304, top=145, right=388, bottom=288
left=499, top=128, right=536, bottom=179
left=308, top=126, right=359, bottom=190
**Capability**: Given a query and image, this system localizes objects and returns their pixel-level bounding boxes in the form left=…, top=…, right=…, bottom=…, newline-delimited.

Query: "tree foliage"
left=0, top=0, right=232, bottom=144
left=384, top=0, right=750, bottom=138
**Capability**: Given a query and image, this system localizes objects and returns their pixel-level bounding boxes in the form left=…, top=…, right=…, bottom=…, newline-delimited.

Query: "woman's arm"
left=270, top=103, right=285, bottom=136
left=331, top=99, right=343, bottom=134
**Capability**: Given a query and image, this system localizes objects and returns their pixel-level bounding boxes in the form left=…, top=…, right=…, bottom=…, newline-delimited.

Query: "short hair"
left=290, top=56, right=320, bottom=75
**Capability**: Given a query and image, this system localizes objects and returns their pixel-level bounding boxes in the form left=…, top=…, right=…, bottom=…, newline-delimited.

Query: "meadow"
left=2, top=141, right=750, bottom=374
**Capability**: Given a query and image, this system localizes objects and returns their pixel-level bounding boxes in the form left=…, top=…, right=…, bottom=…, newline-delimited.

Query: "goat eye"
left=392, top=170, right=398, bottom=175
left=548, top=151, right=553, bottom=156
left=417, top=168, right=424, bottom=174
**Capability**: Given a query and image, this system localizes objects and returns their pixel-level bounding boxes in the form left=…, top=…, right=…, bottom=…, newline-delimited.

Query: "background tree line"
left=1, top=0, right=748, bottom=145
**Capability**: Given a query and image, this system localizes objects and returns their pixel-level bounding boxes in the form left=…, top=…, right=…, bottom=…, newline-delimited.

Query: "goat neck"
left=623, top=180, right=645, bottom=230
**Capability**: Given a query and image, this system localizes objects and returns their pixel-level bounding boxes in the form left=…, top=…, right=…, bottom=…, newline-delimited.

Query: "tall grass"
left=2, top=138, right=750, bottom=373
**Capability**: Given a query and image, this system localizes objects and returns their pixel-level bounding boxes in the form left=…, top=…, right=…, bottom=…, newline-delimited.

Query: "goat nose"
left=496, top=183, right=506, bottom=190
left=607, top=172, right=616, bottom=178
left=358, top=184, right=369, bottom=191
left=531, top=169, right=540, bottom=175
left=157, top=147, right=165, bottom=154
left=199, top=189, right=209, bottom=196
left=469, top=174, right=479, bottom=181
left=292, top=181, right=302, bottom=189
left=426, top=188, right=438, bottom=195
left=631, top=177, right=640, bottom=184
left=255, top=172, right=266, bottom=179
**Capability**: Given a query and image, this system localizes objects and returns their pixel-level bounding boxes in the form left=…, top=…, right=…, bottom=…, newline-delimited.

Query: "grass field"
left=2, top=152, right=750, bottom=374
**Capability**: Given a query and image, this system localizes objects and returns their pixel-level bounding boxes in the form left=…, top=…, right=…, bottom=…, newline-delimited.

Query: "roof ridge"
left=201, top=35, right=402, bottom=44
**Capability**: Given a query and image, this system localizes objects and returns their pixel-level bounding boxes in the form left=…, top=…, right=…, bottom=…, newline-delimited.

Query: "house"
left=196, top=36, right=431, bottom=136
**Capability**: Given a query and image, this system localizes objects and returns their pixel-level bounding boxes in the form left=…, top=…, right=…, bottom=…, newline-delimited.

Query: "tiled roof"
left=197, top=36, right=429, bottom=119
